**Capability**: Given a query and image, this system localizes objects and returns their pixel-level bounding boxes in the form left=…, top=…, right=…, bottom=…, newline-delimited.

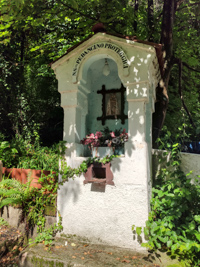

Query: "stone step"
left=18, top=234, right=182, bottom=267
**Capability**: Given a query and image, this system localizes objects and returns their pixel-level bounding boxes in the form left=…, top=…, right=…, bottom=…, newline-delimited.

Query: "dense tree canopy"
left=0, top=0, right=200, bottom=146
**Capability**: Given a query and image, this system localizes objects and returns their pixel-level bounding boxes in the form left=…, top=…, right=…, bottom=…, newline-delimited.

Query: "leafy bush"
left=0, top=176, right=62, bottom=247
left=0, top=178, right=31, bottom=208
left=0, top=135, right=66, bottom=171
left=0, top=138, right=119, bottom=248
left=0, top=140, right=19, bottom=168
left=137, top=141, right=200, bottom=266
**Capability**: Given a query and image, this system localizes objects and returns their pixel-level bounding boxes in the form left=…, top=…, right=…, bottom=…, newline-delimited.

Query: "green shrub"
left=0, top=135, right=66, bottom=171
left=135, top=141, right=200, bottom=266
left=0, top=176, right=62, bottom=247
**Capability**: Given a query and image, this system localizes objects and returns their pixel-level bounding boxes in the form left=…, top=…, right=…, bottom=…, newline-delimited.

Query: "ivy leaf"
left=136, top=227, right=142, bottom=236
left=167, top=240, right=173, bottom=248
left=171, top=243, right=179, bottom=252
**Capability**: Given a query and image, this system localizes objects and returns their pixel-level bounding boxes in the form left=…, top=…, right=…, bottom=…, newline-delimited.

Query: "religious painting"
left=105, top=92, right=121, bottom=116
left=97, top=84, right=128, bottom=125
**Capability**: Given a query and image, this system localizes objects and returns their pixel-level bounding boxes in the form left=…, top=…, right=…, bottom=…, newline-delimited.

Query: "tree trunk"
left=152, top=0, right=177, bottom=147
left=148, top=0, right=154, bottom=41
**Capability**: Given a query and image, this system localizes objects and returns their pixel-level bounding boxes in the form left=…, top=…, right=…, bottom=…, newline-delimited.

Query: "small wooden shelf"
left=87, top=178, right=106, bottom=184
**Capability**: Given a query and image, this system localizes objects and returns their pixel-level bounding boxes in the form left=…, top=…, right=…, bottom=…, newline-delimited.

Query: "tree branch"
left=182, top=62, right=200, bottom=73
left=177, top=2, right=200, bottom=11
left=58, top=0, right=98, bottom=22
left=178, top=59, right=196, bottom=128
left=176, top=0, right=186, bottom=9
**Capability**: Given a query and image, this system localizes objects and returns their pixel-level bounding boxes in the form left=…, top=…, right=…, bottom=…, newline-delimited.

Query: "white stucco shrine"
left=51, top=26, right=162, bottom=250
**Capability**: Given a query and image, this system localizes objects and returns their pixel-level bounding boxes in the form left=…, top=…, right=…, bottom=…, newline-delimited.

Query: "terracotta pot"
left=2, top=167, right=6, bottom=174
left=27, top=170, right=42, bottom=189
left=29, top=170, right=55, bottom=189
left=2, top=167, right=56, bottom=189
left=21, top=169, right=30, bottom=184
left=3, top=168, right=22, bottom=181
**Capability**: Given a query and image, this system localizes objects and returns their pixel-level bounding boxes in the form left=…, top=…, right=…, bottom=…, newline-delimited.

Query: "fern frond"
left=0, top=198, right=22, bottom=208
left=0, top=179, right=22, bottom=188
left=2, top=189, right=22, bottom=197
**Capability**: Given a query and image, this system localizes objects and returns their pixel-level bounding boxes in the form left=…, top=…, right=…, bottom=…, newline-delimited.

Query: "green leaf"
left=194, top=215, right=200, bottom=223
left=189, top=221, right=196, bottom=230
left=167, top=240, right=173, bottom=248
left=171, top=243, right=179, bottom=252
left=194, top=232, right=200, bottom=241
left=0, top=198, right=21, bottom=208
left=136, top=227, right=142, bottom=236
left=158, top=236, right=168, bottom=243
left=11, top=148, right=18, bottom=154
left=144, top=227, right=149, bottom=236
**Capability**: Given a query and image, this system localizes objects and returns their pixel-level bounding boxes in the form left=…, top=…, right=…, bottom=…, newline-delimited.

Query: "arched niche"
left=77, top=54, right=128, bottom=143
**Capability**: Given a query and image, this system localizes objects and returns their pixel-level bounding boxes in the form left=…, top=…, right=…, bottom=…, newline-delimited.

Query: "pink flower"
left=95, top=131, right=102, bottom=139
left=110, top=131, right=115, bottom=138
left=89, top=133, right=95, bottom=138
left=80, top=128, right=128, bottom=148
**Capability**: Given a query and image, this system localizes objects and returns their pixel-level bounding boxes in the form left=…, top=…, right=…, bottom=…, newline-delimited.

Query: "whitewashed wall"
left=152, top=149, right=200, bottom=180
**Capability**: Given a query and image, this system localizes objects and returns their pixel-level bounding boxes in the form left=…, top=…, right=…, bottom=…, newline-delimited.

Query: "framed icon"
left=97, top=84, right=127, bottom=125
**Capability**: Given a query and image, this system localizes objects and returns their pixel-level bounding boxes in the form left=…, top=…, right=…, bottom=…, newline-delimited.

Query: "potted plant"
left=80, top=127, right=128, bottom=158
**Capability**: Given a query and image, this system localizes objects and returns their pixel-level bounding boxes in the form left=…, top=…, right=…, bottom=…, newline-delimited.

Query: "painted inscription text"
left=72, top=42, right=129, bottom=77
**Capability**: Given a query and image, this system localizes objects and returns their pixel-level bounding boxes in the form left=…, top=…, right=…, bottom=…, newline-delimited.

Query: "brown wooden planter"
left=84, top=162, right=114, bottom=185
left=2, top=167, right=55, bottom=189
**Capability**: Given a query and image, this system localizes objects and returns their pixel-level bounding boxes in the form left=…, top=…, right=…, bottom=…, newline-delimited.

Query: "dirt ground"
left=0, top=224, right=183, bottom=267
left=0, top=224, right=24, bottom=266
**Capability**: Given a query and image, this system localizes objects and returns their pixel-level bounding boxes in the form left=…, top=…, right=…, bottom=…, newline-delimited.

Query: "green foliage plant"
left=0, top=140, right=118, bottom=248
left=0, top=140, right=19, bottom=168
left=0, top=178, right=31, bottom=208
left=0, top=176, right=62, bottom=248
left=0, top=218, right=9, bottom=226
left=0, top=136, right=67, bottom=172
left=58, top=154, right=118, bottom=186
left=0, top=137, right=66, bottom=246
left=133, top=136, right=200, bottom=266
left=33, top=212, right=63, bottom=249
left=79, top=154, right=118, bottom=172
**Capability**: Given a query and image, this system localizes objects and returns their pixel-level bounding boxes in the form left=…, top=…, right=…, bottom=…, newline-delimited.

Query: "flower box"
left=92, top=147, right=114, bottom=158
left=80, top=127, right=128, bottom=158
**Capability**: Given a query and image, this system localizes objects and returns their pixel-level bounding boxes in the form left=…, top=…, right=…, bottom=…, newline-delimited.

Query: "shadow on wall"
left=59, top=178, right=81, bottom=204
